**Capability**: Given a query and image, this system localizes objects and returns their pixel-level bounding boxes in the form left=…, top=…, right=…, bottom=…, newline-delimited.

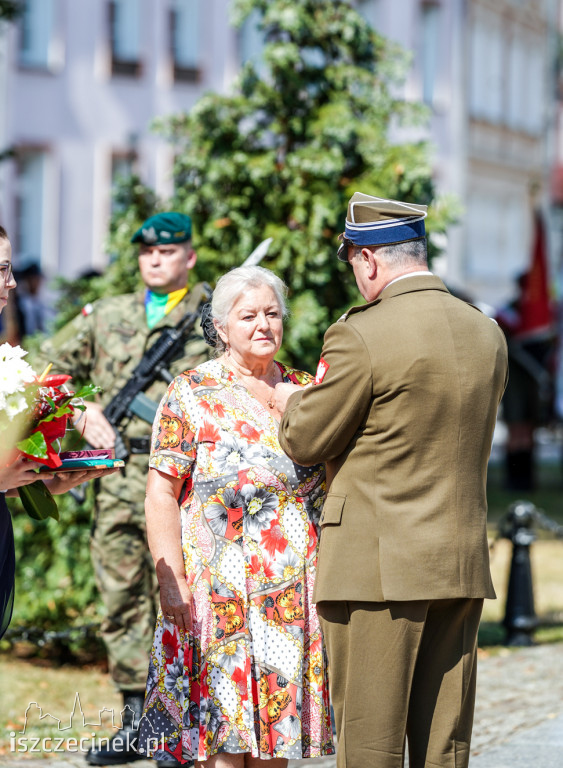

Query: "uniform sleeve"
left=32, top=308, right=97, bottom=382
left=149, top=375, right=197, bottom=479
left=279, top=320, right=373, bottom=465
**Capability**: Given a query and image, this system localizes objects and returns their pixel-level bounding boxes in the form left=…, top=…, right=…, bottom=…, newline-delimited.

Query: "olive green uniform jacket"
left=279, top=275, right=508, bottom=605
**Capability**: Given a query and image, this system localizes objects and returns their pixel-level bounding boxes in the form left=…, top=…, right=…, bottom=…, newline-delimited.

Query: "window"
left=356, top=0, right=381, bottom=30
left=19, top=0, right=55, bottom=70
left=109, top=0, right=142, bottom=77
left=239, top=8, right=264, bottom=70
left=469, top=16, right=503, bottom=123
left=110, top=149, right=138, bottom=215
left=507, top=35, right=544, bottom=135
left=524, top=45, right=544, bottom=135
left=170, top=0, right=201, bottom=83
left=467, top=190, right=527, bottom=281
left=15, top=151, right=46, bottom=263
left=420, top=3, right=441, bottom=106
left=507, top=33, right=526, bottom=130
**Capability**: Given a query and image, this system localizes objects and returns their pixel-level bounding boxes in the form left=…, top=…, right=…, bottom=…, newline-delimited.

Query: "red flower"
left=261, top=556, right=276, bottom=580
left=164, top=741, right=185, bottom=763
left=198, top=421, right=220, bottom=444
left=249, top=553, right=275, bottom=580
left=306, top=522, right=318, bottom=559
left=260, top=524, right=287, bottom=557
left=233, top=420, right=262, bottom=443
left=231, top=664, right=249, bottom=698
left=41, top=374, right=72, bottom=388
left=22, top=415, right=68, bottom=468
left=200, top=400, right=226, bottom=418
left=162, top=629, right=179, bottom=662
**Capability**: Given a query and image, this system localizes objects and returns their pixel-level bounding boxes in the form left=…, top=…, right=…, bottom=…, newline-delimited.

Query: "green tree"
left=157, top=0, right=455, bottom=367
left=59, top=0, right=456, bottom=370
left=0, top=0, right=22, bottom=21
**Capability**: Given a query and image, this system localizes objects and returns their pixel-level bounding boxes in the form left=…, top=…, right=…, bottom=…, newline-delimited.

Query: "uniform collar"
left=345, top=274, right=450, bottom=318
left=385, top=270, right=433, bottom=289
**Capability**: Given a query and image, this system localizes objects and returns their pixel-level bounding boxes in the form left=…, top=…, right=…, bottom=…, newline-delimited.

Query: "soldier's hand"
left=73, top=402, right=116, bottom=448
left=274, top=381, right=305, bottom=414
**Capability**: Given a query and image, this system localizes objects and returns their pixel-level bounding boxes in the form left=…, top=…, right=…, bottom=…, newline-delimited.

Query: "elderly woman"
left=138, top=266, right=333, bottom=767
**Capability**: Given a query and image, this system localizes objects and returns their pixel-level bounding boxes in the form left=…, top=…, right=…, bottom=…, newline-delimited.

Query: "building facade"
left=0, top=0, right=239, bottom=277
left=357, top=0, right=560, bottom=308
left=0, top=0, right=560, bottom=311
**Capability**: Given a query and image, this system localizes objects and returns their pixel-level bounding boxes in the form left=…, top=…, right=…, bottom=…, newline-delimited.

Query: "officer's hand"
left=274, top=382, right=304, bottom=414
left=73, top=402, right=116, bottom=448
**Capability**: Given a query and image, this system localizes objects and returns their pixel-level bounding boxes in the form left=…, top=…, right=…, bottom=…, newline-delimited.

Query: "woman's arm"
left=145, top=467, right=193, bottom=633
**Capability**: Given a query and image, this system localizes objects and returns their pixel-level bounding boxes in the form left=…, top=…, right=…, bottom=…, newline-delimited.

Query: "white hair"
left=211, top=265, right=288, bottom=354
left=353, top=238, right=428, bottom=267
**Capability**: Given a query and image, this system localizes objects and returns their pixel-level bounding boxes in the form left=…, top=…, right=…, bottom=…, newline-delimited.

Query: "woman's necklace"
left=225, top=360, right=280, bottom=409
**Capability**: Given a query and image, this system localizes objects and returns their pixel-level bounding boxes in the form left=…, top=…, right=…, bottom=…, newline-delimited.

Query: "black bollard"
left=501, top=501, right=538, bottom=646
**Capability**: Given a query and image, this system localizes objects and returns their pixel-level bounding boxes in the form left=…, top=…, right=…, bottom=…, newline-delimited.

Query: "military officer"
left=275, top=193, right=508, bottom=768
left=35, top=212, right=208, bottom=767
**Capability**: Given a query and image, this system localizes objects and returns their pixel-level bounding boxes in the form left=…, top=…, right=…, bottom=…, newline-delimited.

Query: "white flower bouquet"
left=0, top=342, right=100, bottom=520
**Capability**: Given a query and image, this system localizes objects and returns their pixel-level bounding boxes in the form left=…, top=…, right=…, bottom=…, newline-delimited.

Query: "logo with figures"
left=9, top=693, right=164, bottom=755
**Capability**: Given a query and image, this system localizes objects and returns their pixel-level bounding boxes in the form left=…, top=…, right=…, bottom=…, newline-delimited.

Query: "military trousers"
left=91, top=456, right=158, bottom=692
left=317, top=597, right=484, bottom=768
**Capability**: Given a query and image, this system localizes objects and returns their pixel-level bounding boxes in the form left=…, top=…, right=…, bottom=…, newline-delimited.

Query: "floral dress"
left=137, top=359, right=334, bottom=764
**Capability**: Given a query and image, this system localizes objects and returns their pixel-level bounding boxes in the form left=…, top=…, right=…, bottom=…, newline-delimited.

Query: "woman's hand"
left=43, top=466, right=120, bottom=495
left=145, top=467, right=193, bottom=632
left=0, top=455, right=42, bottom=491
left=158, top=571, right=194, bottom=633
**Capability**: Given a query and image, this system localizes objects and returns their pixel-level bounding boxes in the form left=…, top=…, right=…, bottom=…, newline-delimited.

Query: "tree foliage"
left=58, top=0, right=456, bottom=370
left=0, top=0, right=22, bottom=21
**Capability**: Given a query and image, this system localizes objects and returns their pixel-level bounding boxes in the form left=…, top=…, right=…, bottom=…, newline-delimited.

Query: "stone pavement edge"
left=2, top=642, right=562, bottom=766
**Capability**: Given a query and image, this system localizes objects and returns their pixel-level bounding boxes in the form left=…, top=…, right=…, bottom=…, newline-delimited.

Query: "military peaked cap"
left=338, top=192, right=427, bottom=261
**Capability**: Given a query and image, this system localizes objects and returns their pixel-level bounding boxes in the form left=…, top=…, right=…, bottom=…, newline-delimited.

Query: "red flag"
left=514, top=211, right=554, bottom=340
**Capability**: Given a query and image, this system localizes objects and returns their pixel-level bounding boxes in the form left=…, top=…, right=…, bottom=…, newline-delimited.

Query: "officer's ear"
left=361, top=247, right=378, bottom=280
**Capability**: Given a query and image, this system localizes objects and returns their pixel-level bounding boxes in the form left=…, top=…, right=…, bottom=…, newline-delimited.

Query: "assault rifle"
left=103, top=284, right=212, bottom=460
left=102, top=238, right=273, bottom=461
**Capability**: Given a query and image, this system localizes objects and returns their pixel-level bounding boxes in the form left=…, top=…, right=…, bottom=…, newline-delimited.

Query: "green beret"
left=131, top=212, right=192, bottom=245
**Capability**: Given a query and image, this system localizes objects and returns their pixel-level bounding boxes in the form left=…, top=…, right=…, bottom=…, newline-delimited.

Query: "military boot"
left=86, top=691, right=144, bottom=766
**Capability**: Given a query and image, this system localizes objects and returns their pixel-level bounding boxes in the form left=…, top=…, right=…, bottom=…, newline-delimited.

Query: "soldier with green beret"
left=35, top=212, right=207, bottom=767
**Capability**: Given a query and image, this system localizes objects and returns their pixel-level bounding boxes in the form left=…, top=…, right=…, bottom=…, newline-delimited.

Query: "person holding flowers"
left=0, top=225, right=117, bottom=639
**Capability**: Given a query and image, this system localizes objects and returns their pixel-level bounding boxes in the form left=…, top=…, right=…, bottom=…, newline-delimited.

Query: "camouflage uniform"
left=36, top=285, right=209, bottom=691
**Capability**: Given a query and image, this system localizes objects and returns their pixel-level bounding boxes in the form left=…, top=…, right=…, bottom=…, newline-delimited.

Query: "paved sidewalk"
left=3, top=642, right=562, bottom=767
